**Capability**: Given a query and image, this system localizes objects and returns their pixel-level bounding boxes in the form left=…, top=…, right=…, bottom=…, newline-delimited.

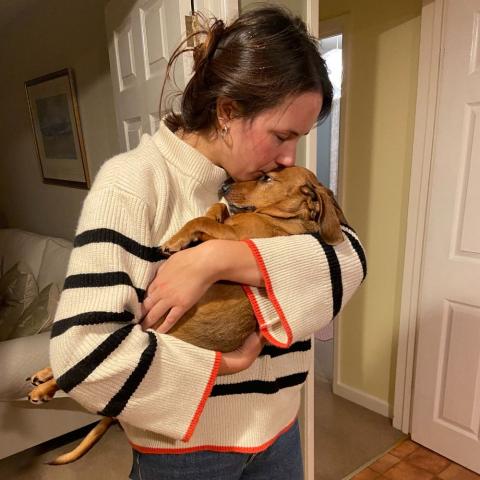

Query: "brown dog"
left=28, top=165, right=347, bottom=464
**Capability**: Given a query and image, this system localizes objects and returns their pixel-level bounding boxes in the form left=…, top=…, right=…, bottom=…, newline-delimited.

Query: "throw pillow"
left=8, top=283, right=60, bottom=339
left=0, top=262, right=38, bottom=341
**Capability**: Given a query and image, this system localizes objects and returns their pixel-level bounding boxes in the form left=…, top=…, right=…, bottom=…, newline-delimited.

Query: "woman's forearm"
left=200, top=239, right=265, bottom=288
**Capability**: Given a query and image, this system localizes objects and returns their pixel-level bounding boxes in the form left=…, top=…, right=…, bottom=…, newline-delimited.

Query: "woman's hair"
left=161, top=5, right=333, bottom=133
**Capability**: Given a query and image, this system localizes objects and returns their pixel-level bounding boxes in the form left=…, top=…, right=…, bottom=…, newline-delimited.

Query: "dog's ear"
left=302, top=183, right=346, bottom=245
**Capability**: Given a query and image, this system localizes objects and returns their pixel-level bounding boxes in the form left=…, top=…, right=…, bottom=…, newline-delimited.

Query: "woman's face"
left=220, top=91, right=323, bottom=181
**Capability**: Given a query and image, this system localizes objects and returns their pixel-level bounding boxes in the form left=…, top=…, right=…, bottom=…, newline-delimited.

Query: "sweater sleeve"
left=241, top=226, right=367, bottom=348
left=49, top=186, right=221, bottom=442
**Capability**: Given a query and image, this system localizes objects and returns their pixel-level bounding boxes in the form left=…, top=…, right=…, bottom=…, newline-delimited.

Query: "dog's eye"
left=259, top=174, right=273, bottom=183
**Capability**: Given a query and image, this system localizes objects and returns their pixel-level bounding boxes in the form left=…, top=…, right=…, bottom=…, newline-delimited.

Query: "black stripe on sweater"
left=75, top=228, right=166, bottom=262
left=309, top=232, right=343, bottom=318
left=98, top=331, right=157, bottom=417
left=63, top=272, right=146, bottom=303
left=56, top=324, right=135, bottom=393
left=50, top=311, right=134, bottom=339
left=341, top=223, right=356, bottom=235
left=260, top=339, right=311, bottom=358
left=210, top=371, right=308, bottom=397
left=343, top=230, right=367, bottom=281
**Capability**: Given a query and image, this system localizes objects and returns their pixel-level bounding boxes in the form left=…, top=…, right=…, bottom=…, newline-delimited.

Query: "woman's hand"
left=141, top=244, right=216, bottom=333
left=218, top=331, right=267, bottom=375
left=141, top=240, right=264, bottom=333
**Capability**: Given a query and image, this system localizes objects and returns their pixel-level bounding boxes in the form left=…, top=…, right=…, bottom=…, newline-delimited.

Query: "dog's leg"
left=28, top=378, right=60, bottom=404
left=27, top=367, right=53, bottom=386
left=204, top=203, right=230, bottom=223
left=162, top=216, right=239, bottom=253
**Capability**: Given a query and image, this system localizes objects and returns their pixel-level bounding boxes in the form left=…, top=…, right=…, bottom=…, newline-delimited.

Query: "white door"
left=105, top=0, right=238, bottom=152
left=411, top=0, right=480, bottom=472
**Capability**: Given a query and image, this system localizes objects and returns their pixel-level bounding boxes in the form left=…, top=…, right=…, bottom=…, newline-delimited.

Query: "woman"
left=49, top=6, right=366, bottom=479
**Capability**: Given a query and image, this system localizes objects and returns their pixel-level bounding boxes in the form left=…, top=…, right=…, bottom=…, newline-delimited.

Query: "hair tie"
left=192, top=18, right=225, bottom=73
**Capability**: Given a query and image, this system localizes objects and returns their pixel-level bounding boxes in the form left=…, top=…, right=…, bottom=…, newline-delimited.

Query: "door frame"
left=304, top=5, right=318, bottom=478
left=303, top=2, right=352, bottom=478
left=393, top=0, right=445, bottom=433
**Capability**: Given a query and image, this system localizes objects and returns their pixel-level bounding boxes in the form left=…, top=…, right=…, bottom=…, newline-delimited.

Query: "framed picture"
left=25, top=68, right=90, bottom=188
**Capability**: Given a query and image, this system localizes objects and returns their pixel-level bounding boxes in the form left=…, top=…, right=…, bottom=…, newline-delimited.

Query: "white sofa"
left=0, top=228, right=98, bottom=459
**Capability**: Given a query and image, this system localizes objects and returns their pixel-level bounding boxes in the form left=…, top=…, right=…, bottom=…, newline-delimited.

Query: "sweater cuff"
left=242, top=240, right=292, bottom=348
left=182, top=351, right=222, bottom=442
left=241, top=230, right=366, bottom=348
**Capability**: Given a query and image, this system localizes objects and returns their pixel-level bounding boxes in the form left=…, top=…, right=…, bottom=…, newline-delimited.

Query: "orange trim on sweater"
left=182, top=351, right=222, bottom=442
left=242, top=239, right=293, bottom=347
left=131, top=417, right=297, bottom=455
left=242, top=285, right=286, bottom=348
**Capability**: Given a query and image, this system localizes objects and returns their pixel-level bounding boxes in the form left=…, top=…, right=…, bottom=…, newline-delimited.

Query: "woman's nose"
left=276, top=154, right=296, bottom=167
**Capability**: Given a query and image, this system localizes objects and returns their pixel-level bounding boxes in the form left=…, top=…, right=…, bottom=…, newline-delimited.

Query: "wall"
left=0, top=0, right=119, bottom=240
left=240, top=0, right=305, bottom=19
left=319, top=0, right=422, bottom=410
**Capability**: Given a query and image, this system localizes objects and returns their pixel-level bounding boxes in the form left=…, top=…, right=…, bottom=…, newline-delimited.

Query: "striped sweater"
left=49, top=121, right=367, bottom=453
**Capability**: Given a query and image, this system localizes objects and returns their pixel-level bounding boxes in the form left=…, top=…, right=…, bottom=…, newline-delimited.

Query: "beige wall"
left=241, top=0, right=305, bottom=17
left=0, top=0, right=119, bottom=240
left=242, top=0, right=422, bottom=412
left=319, top=0, right=422, bottom=407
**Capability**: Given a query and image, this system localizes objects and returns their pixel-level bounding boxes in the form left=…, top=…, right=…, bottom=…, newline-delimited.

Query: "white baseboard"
left=333, top=381, right=392, bottom=418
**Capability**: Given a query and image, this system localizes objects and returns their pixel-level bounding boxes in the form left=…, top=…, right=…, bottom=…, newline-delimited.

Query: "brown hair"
left=161, top=6, right=333, bottom=134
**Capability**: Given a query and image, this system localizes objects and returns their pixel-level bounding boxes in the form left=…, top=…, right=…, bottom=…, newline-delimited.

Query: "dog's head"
left=223, top=166, right=347, bottom=245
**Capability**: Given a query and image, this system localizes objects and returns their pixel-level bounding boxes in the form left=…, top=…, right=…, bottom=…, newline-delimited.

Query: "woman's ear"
left=216, top=97, right=241, bottom=124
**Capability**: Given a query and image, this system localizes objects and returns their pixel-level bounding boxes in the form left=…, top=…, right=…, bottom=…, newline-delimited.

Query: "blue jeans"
left=129, top=420, right=303, bottom=480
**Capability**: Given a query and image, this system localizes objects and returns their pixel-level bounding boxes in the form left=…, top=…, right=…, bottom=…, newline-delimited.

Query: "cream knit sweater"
left=49, top=121, right=367, bottom=453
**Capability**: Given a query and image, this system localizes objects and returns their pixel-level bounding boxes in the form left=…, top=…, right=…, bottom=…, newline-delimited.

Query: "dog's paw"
left=26, top=375, right=44, bottom=386
left=28, top=389, right=54, bottom=404
left=161, top=235, right=197, bottom=255
left=27, top=367, right=53, bottom=386
left=28, top=380, right=58, bottom=404
left=205, top=203, right=229, bottom=223
left=28, top=392, right=53, bottom=404
left=159, top=244, right=177, bottom=256
left=158, top=245, right=173, bottom=257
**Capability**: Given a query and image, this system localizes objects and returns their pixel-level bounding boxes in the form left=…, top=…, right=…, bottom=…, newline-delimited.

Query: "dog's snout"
left=220, top=178, right=234, bottom=197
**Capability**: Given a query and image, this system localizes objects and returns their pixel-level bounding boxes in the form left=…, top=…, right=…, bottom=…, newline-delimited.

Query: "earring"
left=221, top=123, right=229, bottom=138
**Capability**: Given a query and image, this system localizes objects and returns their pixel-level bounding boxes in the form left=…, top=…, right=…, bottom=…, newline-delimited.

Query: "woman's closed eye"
left=275, top=134, right=289, bottom=143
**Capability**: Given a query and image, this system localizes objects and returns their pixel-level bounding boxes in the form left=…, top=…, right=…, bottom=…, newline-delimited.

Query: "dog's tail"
left=47, top=417, right=117, bottom=465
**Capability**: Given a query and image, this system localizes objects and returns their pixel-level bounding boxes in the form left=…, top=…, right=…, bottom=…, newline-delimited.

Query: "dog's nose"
left=219, top=178, right=234, bottom=197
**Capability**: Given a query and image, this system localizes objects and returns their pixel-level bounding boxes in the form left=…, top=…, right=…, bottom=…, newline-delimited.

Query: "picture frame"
left=25, top=68, right=90, bottom=188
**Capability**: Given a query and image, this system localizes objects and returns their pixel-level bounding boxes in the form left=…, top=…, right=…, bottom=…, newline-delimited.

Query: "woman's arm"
left=240, top=227, right=367, bottom=347
left=143, top=228, right=366, bottom=349
left=209, top=240, right=265, bottom=287
left=142, top=240, right=264, bottom=330
left=141, top=240, right=266, bottom=375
